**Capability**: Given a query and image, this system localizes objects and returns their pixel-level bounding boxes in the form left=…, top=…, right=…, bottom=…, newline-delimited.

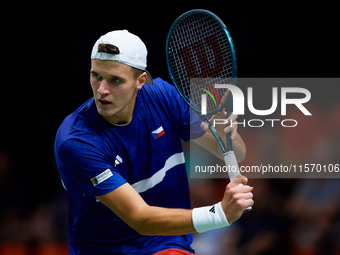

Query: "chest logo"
left=114, top=155, right=123, bottom=167
left=151, top=126, right=165, bottom=140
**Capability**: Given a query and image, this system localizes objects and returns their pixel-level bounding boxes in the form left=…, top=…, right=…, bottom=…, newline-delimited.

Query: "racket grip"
left=223, top=151, right=252, bottom=212
left=223, top=151, right=240, bottom=180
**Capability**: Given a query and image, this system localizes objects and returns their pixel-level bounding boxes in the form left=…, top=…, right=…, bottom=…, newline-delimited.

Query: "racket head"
left=166, top=9, right=237, bottom=116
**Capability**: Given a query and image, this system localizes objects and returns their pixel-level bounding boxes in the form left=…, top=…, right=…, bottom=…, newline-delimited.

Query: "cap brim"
left=145, top=69, right=153, bottom=85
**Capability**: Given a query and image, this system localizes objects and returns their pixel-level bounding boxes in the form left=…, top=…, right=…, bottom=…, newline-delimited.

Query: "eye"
left=91, top=72, right=102, bottom=80
left=110, top=77, right=124, bottom=84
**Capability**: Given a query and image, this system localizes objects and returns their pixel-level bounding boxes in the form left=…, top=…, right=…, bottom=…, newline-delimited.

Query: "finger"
left=236, top=184, right=253, bottom=193
left=220, top=90, right=230, bottom=106
left=228, top=112, right=238, bottom=121
left=242, top=199, right=254, bottom=210
left=233, top=192, right=254, bottom=204
left=208, top=110, right=226, bottom=125
left=221, top=90, right=230, bottom=115
left=207, top=114, right=216, bottom=123
left=230, top=123, right=238, bottom=141
left=245, top=198, right=254, bottom=206
left=224, top=120, right=237, bottom=134
left=200, top=121, right=209, bottom=131
left=230, top=175, right=248, bottom=186
left=241, top=192, right=254, bottom=200
left=223, top=113, right=238, bottom=129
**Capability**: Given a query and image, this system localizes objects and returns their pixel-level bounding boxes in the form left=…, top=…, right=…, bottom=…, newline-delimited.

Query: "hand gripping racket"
left=166, top=9, right=251, bottom=210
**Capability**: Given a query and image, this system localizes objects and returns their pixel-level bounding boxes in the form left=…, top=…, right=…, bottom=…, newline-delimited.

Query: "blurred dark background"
left=1, top=1, right=339, bottom=254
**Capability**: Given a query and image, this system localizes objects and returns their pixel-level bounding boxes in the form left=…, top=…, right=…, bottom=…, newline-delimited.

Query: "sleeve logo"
left=91, top=169, right=113, bottom=186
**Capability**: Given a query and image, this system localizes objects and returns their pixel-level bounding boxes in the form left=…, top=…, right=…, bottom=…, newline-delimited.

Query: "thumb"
left=230, top=175, right=248, bottom=186
left=200, top=121, right=209, bottom=131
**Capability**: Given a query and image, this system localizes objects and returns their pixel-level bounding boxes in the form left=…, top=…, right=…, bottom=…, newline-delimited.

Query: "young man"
left=54, top=30, right=253, bottom=255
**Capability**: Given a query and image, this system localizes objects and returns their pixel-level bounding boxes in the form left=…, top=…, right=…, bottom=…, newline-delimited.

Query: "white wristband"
left=192, top=202, right=231, bottom=233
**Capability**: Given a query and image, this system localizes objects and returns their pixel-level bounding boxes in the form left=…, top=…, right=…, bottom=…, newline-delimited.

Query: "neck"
left=109, top=116, right=133, bottom=126
left=104, top=97, right=136, bottom=125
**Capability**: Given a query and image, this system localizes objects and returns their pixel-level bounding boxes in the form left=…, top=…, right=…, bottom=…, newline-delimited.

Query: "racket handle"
left=223, top=151, right=241, bottom=180
left=223, top=151, right=252, bottom=212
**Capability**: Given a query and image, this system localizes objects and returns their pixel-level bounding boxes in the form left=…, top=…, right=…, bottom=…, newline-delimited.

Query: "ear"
left=137, top=72, right=147, bottom=90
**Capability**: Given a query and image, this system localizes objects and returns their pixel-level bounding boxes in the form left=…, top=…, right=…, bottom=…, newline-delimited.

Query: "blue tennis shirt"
left=54, top=78, right=205, bottom=255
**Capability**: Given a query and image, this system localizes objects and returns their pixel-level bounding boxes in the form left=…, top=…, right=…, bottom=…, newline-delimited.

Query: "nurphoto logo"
left=199, top=79, right=312, bottom=128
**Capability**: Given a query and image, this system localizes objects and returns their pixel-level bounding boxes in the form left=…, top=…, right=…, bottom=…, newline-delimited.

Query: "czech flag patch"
left=152, top=126, right=165, bottom=140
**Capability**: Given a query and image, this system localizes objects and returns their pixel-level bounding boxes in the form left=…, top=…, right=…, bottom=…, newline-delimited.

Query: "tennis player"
left=54, top=30, right=253, bottom=255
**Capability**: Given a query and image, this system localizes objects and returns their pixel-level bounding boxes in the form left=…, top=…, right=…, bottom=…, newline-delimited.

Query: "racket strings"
left=168, top=13, right=234, bottom=113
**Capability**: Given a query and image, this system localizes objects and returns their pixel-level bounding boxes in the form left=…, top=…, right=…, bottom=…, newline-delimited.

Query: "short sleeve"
left=56, top=137, right=127, bottom=198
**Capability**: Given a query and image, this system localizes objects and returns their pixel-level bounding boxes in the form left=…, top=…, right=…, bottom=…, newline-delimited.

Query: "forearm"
left=133, top=184, right=250, bottom=235
left=133, top=205, right=195, bottom=236
left=97, top=183, right=196, bottom=236
left=97, top=179, right=253, bottom=237
left=121, top=201, right=232, bottom=236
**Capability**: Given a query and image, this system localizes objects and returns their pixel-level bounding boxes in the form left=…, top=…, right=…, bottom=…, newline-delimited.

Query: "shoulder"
left=58, top=98, right=95, bottom=129
left=55, top=136, right=105, bottom=165
left=55, top=98, right=106, bottom=137
left=140, top=78, right=185, bottom=110
left=54, top=98, right=106, bottom=158
left=140, top=78, right=178, bottom=99
left=139, top=78, right=187, bottom=118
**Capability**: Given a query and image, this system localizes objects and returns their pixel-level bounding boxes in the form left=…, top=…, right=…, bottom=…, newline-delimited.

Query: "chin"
left=96, top=106, right=115, bottom=117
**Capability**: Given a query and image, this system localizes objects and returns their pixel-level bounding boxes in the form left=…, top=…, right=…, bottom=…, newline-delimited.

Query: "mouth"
left=98, top=99, right=112, bottom=106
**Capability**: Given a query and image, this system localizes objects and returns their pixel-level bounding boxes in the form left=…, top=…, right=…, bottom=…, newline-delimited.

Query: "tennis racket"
left=166, top=9, right=251, bottom=210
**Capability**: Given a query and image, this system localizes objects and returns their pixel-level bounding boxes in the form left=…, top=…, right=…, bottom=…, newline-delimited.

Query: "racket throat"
left=207, top=123, right=228, bottom=153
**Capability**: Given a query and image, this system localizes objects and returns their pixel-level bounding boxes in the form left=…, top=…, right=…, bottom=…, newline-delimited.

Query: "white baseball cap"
left=91, top=30, right=153, bottom=85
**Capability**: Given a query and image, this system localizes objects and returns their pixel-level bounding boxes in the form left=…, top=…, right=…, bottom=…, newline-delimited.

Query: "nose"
left=97, top=79, right=110, bottom=96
